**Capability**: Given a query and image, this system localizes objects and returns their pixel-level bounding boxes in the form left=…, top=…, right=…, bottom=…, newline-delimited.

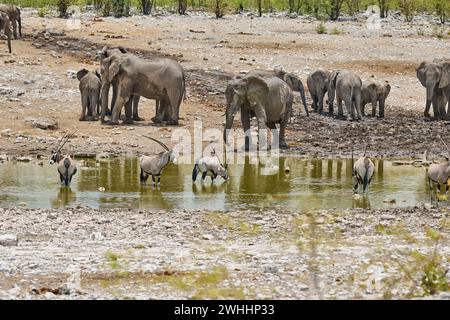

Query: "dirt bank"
left=0, top=12, right=449, bottom=159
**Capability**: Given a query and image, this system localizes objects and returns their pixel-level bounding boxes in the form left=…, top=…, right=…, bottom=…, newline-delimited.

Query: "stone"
left=0, top=234, right=18, bottom=246
left=25, top=117, right=58, bottom=130
left=15, top=156, right=33, bottom=162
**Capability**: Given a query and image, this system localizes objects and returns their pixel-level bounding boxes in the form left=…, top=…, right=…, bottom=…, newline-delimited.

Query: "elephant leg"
left=371, top=97, right=377, bottom=117
left=241, top=108, right=253, bottom=151
left=424, top=99, right=432, bottom=118
left=100, top=84, right=110, bottom=123
left=11, top=19, right=17, bottom=39
left=123, top=99, right=134, bottom=124
left=312, top=94, right=318, bottom=113
left=336, top=95, right=345, bottom=119
left=111, top=85, right=130, bottom=124
left=166, top=94, right=180, bottom=126
left=379, top=100, right=385, bottom=118
left=354, top=94, right=362, bottom=120
left=90, top=93, right=99, bottom=121
left=132, top=96, right=144, bottom=121
left=317, top=91, right=325, bottom=115
left=343, top=97, right=354, bottom=120
left=79, top=93, right=88, bottom=121
left=151, top=100, right=165, bottom=124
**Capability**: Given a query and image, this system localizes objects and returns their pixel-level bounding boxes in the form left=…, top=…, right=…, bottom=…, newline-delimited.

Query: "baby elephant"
left=361, top=80, right=391, bottom=118
left=77, top=68, right=101, bottom=121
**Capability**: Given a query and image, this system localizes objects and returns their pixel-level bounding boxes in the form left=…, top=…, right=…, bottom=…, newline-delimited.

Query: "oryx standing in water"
left=140, top=136, right=177, bottom=187
left=352, top=148, right=375, bottom=194
left=50, top=131, right=78, bottom=186
left=192, top=148, right=229, bottom=183
left=427, top=136, right=450, bottom=202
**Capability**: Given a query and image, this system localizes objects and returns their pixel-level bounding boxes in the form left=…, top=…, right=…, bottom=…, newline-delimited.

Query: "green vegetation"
left=315, top=22, right=327, bottom=34
left=330, top=26, right=343, bottom=34
left=1, top=0, right=448, bottom=22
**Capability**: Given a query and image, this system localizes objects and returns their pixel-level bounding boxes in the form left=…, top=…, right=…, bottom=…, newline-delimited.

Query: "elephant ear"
left=283, top=73, right=302, bottom=91
left=76, top=68, right=89, bottom=81
left=243, top=76, right=269, bottom=104
left=100, top=46, right=110, bottom=59
left=383, top=81, right=391, bottom=96
left=439, top=62, right=450, bottom=89
left=117, top=46, right=127, bottom=54
left=329, top=70, right=340, bottom=91
left=101, top=56, right=121, bottom=84
left=416, top=61, right=427, bottom=87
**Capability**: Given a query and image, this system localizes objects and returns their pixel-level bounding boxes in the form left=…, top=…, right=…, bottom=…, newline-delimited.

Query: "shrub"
left=316, top=22, right=327, bottom=34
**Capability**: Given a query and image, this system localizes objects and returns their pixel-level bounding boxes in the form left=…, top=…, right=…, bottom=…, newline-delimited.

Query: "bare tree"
left=378, top=0, right=390, bottom=18
left=178, top=0, right=187, bottom=15
left=257, top=0, right=262, bottom=17
left=326, top=0, right=345, bottom=21
left=141, top=0, right=154, bottom=15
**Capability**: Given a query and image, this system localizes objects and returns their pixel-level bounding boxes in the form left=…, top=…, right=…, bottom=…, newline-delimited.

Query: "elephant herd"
left=77, top=46, right=186, bottom=126
left=223, top=67, right=391, bottom=149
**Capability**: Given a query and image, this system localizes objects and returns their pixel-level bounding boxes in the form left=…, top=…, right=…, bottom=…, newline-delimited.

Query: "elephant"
left=416, top=60, right=450, bottom=120
left=360, top=80, right=391, bottom=118
left=0, top=12, right=11, bottom=53
left=77, top=68, right=101, bottom=121
left=99, top=46, right=142, bottom=123
left=0, top=4, right=21, bottom=39
left=328, top=70, right=362, bottom=120
left=224, top=75, right=294, bottom=150
left=100, top=52, right=186, bottom=125
left=306, top=68, right=331, bottom=115
left=245, top=69, right=309, bottom=116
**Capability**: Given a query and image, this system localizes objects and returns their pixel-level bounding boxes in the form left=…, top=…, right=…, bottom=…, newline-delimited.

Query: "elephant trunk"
left=298, top=83, right=309, bottom=117
left=425, top=84, right=436, bottom=118
left=223, top=108, right=235, bottom=144
left=100, top=84, right=110, bottom=123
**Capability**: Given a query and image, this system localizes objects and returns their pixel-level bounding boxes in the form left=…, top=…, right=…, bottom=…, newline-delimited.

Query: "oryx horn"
left=56, top=129, right=78, bottom=153
left=143, top=136, right=170, bottom=151
left=438, top=135, right=450, bottom=159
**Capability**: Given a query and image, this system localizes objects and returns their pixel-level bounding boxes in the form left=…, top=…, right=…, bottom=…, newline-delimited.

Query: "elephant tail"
left=192, top=164, right=199, bottom=182
left=298, top=82, right=309, bottom=117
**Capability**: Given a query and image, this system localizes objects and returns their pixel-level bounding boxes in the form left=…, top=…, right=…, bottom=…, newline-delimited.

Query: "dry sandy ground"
left=0, top=206, right=449, bottom=299
left=0, top=11, right=449, bottom=159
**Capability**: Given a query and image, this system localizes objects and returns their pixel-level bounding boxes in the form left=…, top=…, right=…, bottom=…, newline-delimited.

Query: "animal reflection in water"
left=52, top=187, right=77, bottom=207
left=352, top=194, right=372, bottom=209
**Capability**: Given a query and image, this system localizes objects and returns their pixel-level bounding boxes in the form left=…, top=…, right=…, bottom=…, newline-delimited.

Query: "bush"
left=330, top=26, right=342, bottom=34
left=316, top=22, right=327, bottom=34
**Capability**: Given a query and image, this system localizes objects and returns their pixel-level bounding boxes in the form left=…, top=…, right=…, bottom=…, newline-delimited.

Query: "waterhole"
left=0, top=157, right=431, bottom=210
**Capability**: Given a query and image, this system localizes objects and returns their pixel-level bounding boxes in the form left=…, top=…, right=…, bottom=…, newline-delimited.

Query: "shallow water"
left=0, top=157, right=432, bottom=211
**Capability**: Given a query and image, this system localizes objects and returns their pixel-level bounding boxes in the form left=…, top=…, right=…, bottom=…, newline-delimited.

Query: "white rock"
left=0, top=234, right=18, bottom=246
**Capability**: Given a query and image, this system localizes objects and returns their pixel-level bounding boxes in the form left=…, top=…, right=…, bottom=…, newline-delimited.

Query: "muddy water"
left=0, top=157, right=431, bottom=210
